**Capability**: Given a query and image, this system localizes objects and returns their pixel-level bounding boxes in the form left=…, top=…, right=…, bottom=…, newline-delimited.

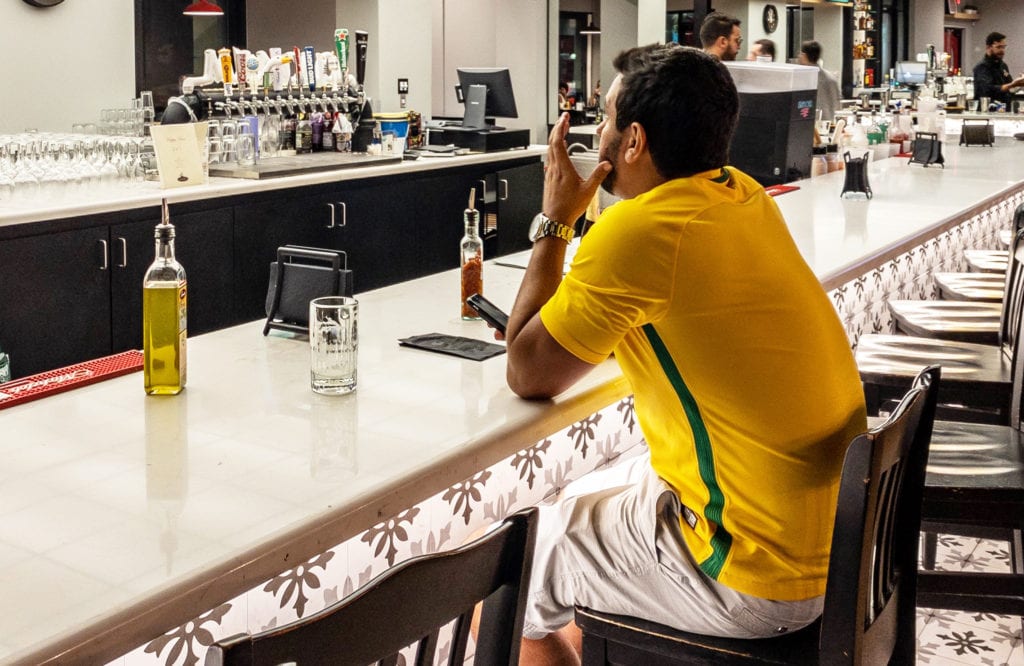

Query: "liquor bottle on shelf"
left=143, top=199, right=187, bottom=395
left=460, top=190, right=483, bottom=320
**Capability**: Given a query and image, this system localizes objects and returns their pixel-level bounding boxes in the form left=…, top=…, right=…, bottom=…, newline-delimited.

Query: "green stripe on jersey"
left=642, top=323, right=732, bottom=578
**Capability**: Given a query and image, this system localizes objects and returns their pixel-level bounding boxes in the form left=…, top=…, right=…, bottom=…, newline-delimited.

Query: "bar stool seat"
left=888, top=300, right=1002, bottom=344
left=857, top=334, right=1012, bottom=424
left=964, top=249, right=1008, bottom=273
left=934, top=272, right=1005, bottom=302
left=933, top=205, right=1023, bottom=300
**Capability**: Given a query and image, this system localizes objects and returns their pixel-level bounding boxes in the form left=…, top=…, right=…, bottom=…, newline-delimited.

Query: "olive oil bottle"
left=143, top=199, right=187, bottom=395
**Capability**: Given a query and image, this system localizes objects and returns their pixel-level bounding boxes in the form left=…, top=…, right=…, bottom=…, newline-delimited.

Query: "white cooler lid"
left=724, top=61, right=819, bottom=93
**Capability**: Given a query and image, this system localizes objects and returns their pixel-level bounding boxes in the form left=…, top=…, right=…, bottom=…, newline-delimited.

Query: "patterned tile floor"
left=918, top=534, right=1023, bottom=665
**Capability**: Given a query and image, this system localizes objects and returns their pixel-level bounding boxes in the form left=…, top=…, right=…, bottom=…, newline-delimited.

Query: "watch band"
left=531, top=213, right=575, bottom=243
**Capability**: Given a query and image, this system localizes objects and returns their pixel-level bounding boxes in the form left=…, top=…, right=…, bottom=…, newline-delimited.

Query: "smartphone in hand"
left=466, top=293, right=509, bottom=335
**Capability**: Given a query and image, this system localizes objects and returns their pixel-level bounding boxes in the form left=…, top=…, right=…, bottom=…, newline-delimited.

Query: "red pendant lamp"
left=183, top=0, right=224, bottom=16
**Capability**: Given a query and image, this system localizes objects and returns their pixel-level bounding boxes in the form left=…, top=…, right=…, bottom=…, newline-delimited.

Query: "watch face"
left=763, top=5, right=778, bottom=33
left=528, top=214, right=544, bottom=242
left=23, top=0, right=65, bottom=6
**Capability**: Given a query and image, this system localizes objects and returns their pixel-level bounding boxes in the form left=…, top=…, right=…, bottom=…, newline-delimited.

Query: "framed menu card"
left=150, top=122, right=208, bottom=189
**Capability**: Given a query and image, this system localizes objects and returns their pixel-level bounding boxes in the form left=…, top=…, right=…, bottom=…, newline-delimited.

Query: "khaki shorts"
left=522, top=451, right=824, bottom=640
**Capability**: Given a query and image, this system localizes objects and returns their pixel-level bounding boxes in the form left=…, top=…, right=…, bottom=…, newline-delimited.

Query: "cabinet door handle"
left=336, top=201, right=347, bottom=228
left=326, top=202, right=336, bottom=229
left=98, top=239, right=109, bottom=271
left=476, top=179, right=487, bottom=202
left=116, top=237, right=128, bottom=268
left=499, top=178, right=509, bottom=201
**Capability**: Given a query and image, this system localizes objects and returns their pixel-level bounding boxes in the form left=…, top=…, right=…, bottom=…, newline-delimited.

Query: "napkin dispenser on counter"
left=960, top=119, right=995, bottom=147
left=264, top=246, right=354, bottom=336
left=909, top=131, right=945, bottom=168
left=841, top=151, right=873, bottom=200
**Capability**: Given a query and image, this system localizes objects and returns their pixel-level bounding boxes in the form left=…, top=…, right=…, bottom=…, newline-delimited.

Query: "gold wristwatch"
left=528, top=213, right=575, bottom=243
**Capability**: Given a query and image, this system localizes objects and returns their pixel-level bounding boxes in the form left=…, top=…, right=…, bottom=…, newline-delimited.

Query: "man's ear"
left=624, top=122, right=647, bottom=164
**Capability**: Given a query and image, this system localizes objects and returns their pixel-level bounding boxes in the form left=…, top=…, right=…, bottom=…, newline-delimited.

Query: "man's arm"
left=504, top=113, right=611, bottom=399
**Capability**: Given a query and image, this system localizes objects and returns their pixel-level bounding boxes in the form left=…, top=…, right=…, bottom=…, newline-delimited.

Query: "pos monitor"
left=455, top=67, right=519, bottom=130
left=895, top=61, right=927, bottom=86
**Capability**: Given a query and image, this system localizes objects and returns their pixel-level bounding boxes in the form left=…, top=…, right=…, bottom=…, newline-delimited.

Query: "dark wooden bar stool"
left=886, top=228, right=1024, bottom=345
left=937, top=205, right=1024, bottom=300
left=206, top=508, right=537, bottom=666
left=933, top=272, right=1005, bottom=302
left=575, top=368, right=939, bottom=666
left=964, top=248, right=1008, bottom=274
left=857, top=229, right=1024, bottom=424
left=869, top=368, right=1024, bottom=621
left=915, top=419, right=1024, bottom=619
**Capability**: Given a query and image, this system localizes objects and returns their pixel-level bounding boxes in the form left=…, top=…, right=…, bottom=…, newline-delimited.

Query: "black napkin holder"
left=840, top=151, right=873, bottom=199
left=264, top=246, right=354, bottom=336
left=909, top=132, right=945, bottom=167
left=960, top=119, right=994, bottom=147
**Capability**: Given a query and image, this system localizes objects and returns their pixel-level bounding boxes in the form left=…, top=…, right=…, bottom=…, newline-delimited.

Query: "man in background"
left=973, top=32, right=1024, bottom=106
left=799, top=40, right=841, bottom=121
left=747, top=38, right=776, bottom=62
left=700, top=13, right=742, bottom=61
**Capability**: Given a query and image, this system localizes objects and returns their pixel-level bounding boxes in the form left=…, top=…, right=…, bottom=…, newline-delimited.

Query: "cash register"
left=427, top=67, right=530, bottom=152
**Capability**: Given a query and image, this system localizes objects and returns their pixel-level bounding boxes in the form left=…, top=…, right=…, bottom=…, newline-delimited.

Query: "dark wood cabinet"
left=232, top=193, right=339, bottom=322
left=0, top=155, right=542, bottom=379
left=0, top=227, right=111, bottom=378
left=0, top=207, right=234, bottom=379
left=495, top=161, right=544, bottom=257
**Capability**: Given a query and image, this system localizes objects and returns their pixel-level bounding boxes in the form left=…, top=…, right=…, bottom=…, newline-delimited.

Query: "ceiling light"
left=183, top=0, right=224, bottom=16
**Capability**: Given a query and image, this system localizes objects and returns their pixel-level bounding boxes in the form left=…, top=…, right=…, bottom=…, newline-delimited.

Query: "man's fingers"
left=582, top=161, right=612, bottom=196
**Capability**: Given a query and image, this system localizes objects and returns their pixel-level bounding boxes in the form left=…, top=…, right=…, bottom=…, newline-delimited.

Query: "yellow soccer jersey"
left=540, top=167, right=866, bottom=601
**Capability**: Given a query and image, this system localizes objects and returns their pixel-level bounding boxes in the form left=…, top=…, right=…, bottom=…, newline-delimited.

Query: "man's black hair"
left=986, top=32, right=1006, bottom=47
left=801, top=40, right=822, bottom=64
left=611, top=44, right=738, bottom=179
left=754, top=38, right=776, bottom=60
left=699, top=13, right=741, bottom=48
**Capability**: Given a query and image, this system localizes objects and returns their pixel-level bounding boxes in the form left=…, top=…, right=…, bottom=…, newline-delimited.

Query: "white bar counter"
left=0, top=262, right=628, bottom=665
left=2, top=138, right=1024, bottom=664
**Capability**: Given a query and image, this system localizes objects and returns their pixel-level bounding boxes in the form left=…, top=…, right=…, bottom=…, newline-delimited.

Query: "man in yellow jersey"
left=503, top=44, right=866, bottom=664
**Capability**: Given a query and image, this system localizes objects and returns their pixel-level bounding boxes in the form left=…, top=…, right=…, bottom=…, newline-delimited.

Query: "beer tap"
left=214, top=101, right=234, bottom=119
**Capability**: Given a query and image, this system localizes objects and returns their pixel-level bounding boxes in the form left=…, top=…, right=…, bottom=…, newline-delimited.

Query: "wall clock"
left=763, top=4, right=779, bottom=33
left=23, top=0, right=65, bottom=6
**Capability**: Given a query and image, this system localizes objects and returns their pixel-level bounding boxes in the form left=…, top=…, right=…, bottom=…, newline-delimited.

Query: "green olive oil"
left=143, top=199, right=187, bottom=395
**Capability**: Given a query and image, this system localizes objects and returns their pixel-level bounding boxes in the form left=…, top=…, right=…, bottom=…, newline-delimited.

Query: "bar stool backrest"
left=205, top=507, right=538, bottom=666
left=818, top=366, right=939, bottom=664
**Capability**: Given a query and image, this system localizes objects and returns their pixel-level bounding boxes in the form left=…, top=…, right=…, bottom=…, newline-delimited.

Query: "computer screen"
left=456, top=68, right=518, bottom=129
left=895, top=61, right=927, bottom=86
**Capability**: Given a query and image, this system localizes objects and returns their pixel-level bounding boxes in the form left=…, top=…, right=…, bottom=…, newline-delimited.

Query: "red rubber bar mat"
left=765, top=184, right=800, bottom=197
left=0, top=350, right=144, bottom=410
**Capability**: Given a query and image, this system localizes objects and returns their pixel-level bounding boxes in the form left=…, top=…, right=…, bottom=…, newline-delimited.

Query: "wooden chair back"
left=572, top=367, right=940, bottom=665
left=998, top=224, right=1024, bottom=354
left=819, top=366, right=939, bottom=664
left=205, top=507, right=537, bottom=666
